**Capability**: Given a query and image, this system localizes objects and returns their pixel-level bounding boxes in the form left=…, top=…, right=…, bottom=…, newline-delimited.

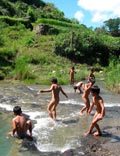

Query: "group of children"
left=8, top=67, right=105, bottom=140
left=70, top=67, right=105, bottom=136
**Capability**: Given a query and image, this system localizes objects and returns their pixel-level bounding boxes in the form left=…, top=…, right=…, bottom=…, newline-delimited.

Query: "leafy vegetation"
left=104, top=58, right=120, bottom=93
left=0, top=0, right=119, bottom=93
left=104, top=18, right=120, bottom=37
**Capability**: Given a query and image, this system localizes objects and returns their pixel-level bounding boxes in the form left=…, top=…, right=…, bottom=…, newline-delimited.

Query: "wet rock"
left=19, top=126, right=120, bottom=156
left=62, top=118, right=79, bottom=125
left=33, top=24, right=59, bottom=35
left=20, top=137, right=38, bottom=152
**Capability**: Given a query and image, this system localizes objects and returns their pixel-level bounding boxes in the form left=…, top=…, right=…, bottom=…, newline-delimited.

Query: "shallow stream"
left=0, top=81, right=120, bottom=156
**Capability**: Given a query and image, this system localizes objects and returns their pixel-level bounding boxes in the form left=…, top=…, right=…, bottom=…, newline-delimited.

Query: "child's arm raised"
left=40, top=85, right=53, bottom=93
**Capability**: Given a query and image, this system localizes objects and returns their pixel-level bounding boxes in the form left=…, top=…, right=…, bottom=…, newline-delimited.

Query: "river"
left=0, top=81, right=120, bottom=156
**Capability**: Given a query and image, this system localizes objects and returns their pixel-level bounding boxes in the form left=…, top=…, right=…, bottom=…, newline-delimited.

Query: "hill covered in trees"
left=0, top=0, right=119, bottom=92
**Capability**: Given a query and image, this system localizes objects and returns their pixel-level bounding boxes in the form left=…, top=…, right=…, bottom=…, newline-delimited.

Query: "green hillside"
left=0, top=0, right=119, bottom=93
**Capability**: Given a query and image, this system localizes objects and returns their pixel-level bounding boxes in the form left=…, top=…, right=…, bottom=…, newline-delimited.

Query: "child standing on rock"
left=80, top=79, right=95, bottom=115
left=39, top=77, right=68, bottom=120
left=85, top=85, right=105, bottom=136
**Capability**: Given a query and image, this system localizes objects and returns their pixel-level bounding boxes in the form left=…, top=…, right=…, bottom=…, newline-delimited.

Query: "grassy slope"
left=0, top=18, right=118, bottom=92
left=0, top=1, right=119, bottom=93
left=0, top=22, right=119, bottom=93
left=19, top=35, right=89, bottom=85
left=0, top=19, right=91, bottom=85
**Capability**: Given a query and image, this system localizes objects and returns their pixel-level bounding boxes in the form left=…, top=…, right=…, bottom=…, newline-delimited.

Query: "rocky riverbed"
left=0, top=83, right=120, bottom=156
left=19, top=125, right=120, bottom=156
left=18, top=107, right=120, bottom=156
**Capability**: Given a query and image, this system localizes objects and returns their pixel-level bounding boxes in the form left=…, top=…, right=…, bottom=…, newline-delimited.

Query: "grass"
left=0, top=21, right=119, bottom=94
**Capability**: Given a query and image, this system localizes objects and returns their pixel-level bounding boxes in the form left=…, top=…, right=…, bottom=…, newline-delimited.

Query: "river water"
left=0, top=81, right=120, bottom=156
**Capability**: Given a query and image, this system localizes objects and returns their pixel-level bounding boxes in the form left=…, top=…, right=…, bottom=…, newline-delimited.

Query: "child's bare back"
left=51, top=84, right=61, bottom=103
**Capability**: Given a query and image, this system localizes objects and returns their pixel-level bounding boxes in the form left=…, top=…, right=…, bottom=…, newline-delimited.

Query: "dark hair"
left=13, top=106, right=22, bottom=115
left=90, top=68, right=94, bottom=72
left=73, top=86, right=77, bottom=90
left=89, top=77, right=95, bottom=84
left=50, top=77, right=57, bottom=83
left=91, top=85, right=100, bottom=94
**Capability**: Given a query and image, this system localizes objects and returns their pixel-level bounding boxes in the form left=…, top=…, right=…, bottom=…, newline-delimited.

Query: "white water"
left=0, top=84, right=120, bottom=154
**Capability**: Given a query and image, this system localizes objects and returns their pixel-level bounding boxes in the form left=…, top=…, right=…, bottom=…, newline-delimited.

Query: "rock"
left=33, top=24, right=59, bottom=35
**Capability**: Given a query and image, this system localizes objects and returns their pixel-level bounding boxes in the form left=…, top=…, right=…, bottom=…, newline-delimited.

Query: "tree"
left=95, top=26, right=108, bottom=35
left=104, top=18, right=120, bottom=37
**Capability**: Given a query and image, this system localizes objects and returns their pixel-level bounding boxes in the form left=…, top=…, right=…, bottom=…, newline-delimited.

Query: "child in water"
left=85, top=85, right=105, bottom=136
left=80, top=78, right=95, bottom=115
left=39, top=77, right=68, bottom=120
left=73, top=81, right=84, bottom=94
left=8, top=106, right=32, bottom=139
left=88, top=68, right=95, bottom=83
left=69, top=66, right=76, bottom=85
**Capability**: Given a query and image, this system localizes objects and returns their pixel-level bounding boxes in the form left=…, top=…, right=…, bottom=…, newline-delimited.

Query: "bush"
left=15, top=56, right=34, bottom=80
left=0, top=70, right=5, bottom=80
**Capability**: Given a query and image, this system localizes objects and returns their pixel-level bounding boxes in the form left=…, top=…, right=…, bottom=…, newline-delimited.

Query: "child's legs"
left=86, top=112, right=98, bottom=134
left=70, top=76, right=74, bottom=84
left=71, top=79, right=74, bottom=84
left=47, top=101, right=55, bottom=118
left=85, top=113, right=102, bottom=136
left=93, top=123, right=101, bottom=136
left=92, top=114, right=102, bottom=135
left=80, top=105, right=87, bottom=113
left=52, top=104, right=58, bottom=120
left=81, top=97, right=90, bottom=113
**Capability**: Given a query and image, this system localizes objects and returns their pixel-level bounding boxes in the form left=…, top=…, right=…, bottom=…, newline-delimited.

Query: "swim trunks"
left=73, top=86, right=77, bottom=90
left=14, top=133, right=29, bottom=139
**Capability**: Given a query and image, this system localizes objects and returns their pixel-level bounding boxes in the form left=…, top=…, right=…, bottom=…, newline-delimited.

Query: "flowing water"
left=0, top=81, right=120, bottom=156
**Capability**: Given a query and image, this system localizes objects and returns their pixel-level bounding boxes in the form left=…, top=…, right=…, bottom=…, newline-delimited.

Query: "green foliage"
left=21, top=0, right=45, bottom=7
left=0, top=47, right=16, bottom=79
left=104, top=17, right=120, bottom=37
left=0, top=70, right=5, bottom=80
left=0, top=25, right=4, bottom=46
left=104, top=57, right=120, bottom=93
left=54, top=30, right=111, bottom=66
left=0, top=16, right=32, bottom=29
left=36, top=18, right=81, bottom=29
left=0, top=0, right=71, bottom=26
left=0, top=0, right=119, bottom=93
left=0, top=0, right=16, bottom=16
left=23, top=36, right=36, bottom=47
left=15, top=56, right=34, bottom=80
left=0, top=48, right=17, bottom=66
left=27, top=6, right=35, bottom=22
left=35, top=2, right=71, bottom=23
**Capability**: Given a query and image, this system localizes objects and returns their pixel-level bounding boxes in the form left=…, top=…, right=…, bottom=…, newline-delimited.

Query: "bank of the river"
left=1, top=75, right=120, bottom=95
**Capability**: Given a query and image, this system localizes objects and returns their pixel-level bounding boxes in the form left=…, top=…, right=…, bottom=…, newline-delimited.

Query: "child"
left=40, top=77, right=68, bottom=120
left=8, top=106, right=32, bottom=139
left=88, top=68, right=95, bottom=83
left=85, top=85, right=105, bottom=136
left=80, top=79, right=95, bottom=115
left=73, top=81, right=84, bottom=94
left=69, top=66, right=76, bottom=85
